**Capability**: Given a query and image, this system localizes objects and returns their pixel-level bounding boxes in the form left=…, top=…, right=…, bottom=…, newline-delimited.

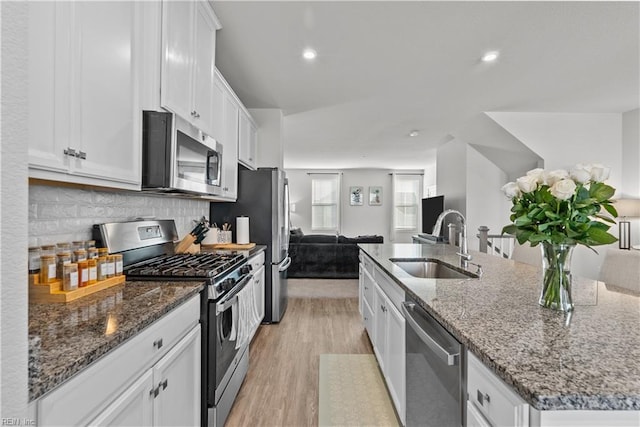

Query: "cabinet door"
left=191, top=1, right=217, bottom=136
left=70, top=1, right=142, bottom=186
left=373, top=283, right=387, bottom=372
left=28, top=2, right=69, bottom=173
left=385, top=301, right=406, bottom=425
left=221, top=91, right=239, bottom=198
left=153, top=325, right=201, bottom=427
left=88, top=370, right=154, bottom=427
left=238, top=111, right=257, bottom=170
left=253, top=265, right=266, bottom=322
left=160, top=0, right=194, bottom=120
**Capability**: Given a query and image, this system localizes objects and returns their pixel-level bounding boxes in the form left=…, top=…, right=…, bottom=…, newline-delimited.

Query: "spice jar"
left=87, top=247, right=98, bottom=259
left=87, top=258, right=98, bottom=285
left=72, top=240, right=85, bottom=251
left=78, top=260, right=89, bottom=288
left=98, top=247, right=109, bottom=258
left=56, top=251, right=72, bottom=280
left=56, top=242, right=71, bottom=254
left=73, top=249, right=87, bottom=263
left=106, top=255, right=116, bottom=278
left=28, top=247, right=42, bottom=274
left=97, top=256, right=107, bottom=281
left=40, top=255, right=56, bottom=284
left=62, top=263, right=79, bottom=291
left=114, top=254, right=123, bottom=276
left=85, top=240, right=96, bottom=250
left=41, top=244, right=56, bottom=257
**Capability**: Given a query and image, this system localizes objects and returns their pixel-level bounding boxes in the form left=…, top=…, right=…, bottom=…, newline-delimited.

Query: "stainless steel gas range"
left=94, top=219, right=253, bottom=427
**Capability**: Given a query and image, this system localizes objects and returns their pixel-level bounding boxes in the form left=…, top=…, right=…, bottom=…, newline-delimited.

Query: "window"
left=311, top=173, right=340, bottom=232
left=393, top=174, right=422, bottom=231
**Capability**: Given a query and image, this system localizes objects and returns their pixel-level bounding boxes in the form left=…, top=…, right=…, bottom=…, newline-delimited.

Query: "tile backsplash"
left=29, top=185, right=210, bottom=246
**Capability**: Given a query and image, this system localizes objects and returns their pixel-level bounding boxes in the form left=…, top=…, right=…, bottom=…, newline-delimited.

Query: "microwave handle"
left=205, top=150, right=216, bottom=185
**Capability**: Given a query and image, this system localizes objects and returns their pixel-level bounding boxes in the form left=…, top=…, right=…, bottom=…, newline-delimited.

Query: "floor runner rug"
left=318, top=354, right=400, bottom=426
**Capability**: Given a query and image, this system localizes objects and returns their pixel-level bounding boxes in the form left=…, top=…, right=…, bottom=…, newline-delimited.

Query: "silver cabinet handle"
left=76, top=150, right=87, bottom=159
left=161, top=379, right=168, bottom=390
left=64, top=148, right=77, bottom=157
left=150, top=386, right=159, bottom=398
left=153, top=338, right=163, bottom=349
left=477, top=389, right=490, bottom=406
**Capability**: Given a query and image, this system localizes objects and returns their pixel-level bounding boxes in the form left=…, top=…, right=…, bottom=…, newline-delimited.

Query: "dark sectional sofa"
left=288, top=229, right=383, bottom=279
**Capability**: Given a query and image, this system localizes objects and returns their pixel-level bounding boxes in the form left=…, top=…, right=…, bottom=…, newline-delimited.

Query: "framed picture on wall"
left=369, top=186, right=382, bottom=206
left=350, top=186, right=364, bottom=206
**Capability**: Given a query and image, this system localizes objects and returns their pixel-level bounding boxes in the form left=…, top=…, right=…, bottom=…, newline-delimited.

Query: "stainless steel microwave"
left=142, top=111, right=223, bottom=197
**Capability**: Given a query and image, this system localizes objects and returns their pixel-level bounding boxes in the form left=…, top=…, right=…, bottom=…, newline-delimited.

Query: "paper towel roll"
left=236, top=216, right=250, bottom=244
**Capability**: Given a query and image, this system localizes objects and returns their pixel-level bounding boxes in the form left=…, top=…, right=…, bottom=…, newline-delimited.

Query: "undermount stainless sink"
left=390, top=258, right=479, bottom=279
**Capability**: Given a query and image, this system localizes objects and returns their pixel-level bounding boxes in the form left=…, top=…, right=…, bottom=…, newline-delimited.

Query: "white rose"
left=516, top=175, right=538, bottom=193
left=550, top=179, right=577, bottom=201
left=526, top=168, right=546, bottom=184
left=501, top=182, right=521, bottom=199
left=544, top=169, right=569, bottom=186
left=590, top=164, right=611, bottom=182
left=570, top=164, right=591, bottom=184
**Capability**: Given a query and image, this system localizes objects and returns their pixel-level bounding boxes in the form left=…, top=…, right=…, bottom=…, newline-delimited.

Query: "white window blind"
left=393, top=174, right=422, bottom=231
left=311, top=173, right=340, bottom=232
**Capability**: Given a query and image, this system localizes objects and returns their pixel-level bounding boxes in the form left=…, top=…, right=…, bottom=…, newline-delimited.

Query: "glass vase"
left=539, top=242, right=575, bottom=312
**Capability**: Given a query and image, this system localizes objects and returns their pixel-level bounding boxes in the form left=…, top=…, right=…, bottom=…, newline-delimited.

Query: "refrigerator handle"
left=278, top=256, right=292, bottom=272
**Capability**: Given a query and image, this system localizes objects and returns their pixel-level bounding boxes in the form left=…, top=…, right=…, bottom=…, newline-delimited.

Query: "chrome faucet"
left=431, top=209, right=472, bottom=263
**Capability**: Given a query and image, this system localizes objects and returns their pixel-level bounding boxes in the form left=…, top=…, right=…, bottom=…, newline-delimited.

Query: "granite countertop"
left=28, top=280, right=204, bottom=401
left=358, top=243, right=640, bottom=411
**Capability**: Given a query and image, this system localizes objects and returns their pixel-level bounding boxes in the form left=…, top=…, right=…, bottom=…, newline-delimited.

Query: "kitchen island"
left=359, top=243, right=639, bottom=423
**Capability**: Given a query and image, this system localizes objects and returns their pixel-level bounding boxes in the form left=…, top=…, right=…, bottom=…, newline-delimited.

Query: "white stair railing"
left=477, top=226, right=515, bottom=259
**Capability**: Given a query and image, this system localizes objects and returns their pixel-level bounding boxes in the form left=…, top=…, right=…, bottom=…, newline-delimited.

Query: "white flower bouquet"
left=501, top=164, right=618, bottom=248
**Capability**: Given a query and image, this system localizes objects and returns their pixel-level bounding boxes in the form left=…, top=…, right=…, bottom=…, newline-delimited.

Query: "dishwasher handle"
left=401, top=302, right=459, bottom=366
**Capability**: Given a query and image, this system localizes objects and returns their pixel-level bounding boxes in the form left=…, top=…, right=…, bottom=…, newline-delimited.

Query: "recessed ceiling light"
left=481, top=51, right=499, bottom=62
left=303, top=48, right=317, bottom=60
left=409, top=130, right=419, bottom=137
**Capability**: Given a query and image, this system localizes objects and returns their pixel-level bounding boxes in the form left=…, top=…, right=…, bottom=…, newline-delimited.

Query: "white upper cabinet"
left=213, top=70, right=239, bottom=200
left=161, top=0, right=220, bottom=137
left=238, top=110, right=258, bottom=170
left=28, top=1, right=143, bottom=190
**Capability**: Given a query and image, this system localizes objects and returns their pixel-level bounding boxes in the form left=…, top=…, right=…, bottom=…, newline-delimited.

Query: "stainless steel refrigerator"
left=210, top=167, right=290, bottom=323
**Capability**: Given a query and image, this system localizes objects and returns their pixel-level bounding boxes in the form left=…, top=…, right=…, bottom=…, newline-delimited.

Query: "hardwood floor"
left=225, top=279, right=373, bottom=427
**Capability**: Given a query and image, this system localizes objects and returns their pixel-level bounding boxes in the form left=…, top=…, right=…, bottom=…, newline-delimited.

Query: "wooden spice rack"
left=29, top=274, right=126, bottom=303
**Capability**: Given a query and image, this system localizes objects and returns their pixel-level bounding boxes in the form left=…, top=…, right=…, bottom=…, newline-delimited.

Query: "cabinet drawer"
left=362, top=297, right=374, bottom=341
left=467, top=351, right=530, bottom=427
left=248, top=251, right=265, bottom=272
left=38, top=294, right=201, bottom=426
left=360, top=251, right=375, bottom=275
left=361, top=267, right=375, bottom=309
left=373, top=265, right=404, bottom=311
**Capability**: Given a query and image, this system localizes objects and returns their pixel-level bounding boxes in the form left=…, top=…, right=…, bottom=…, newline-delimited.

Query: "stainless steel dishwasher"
left=402, top=296, right=465, bottom=427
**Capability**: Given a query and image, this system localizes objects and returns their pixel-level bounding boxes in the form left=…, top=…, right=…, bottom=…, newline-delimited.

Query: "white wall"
left=29, top=185, right=210, bottom=245
left=1, top=1, right=29, bottom=417
left=250, top=108, right=284, bottom=170
left=621, top=108, right=640, bottom=247
left=466, top=146, right=510, bottom=251
left=487, top=112, right=626, bottom=279
left=436, top=138, right=467, bottom=215
left=287, top=168, right=422, bottom=243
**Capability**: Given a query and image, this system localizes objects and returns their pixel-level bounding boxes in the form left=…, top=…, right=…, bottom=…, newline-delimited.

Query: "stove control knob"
left=221, top=278, right=235, bottom=291
left=241, top=265, right=252, bottom=275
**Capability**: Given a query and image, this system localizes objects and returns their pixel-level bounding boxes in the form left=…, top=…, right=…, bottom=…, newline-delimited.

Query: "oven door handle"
left=216, top=274, right=252, bottom=313
left=401, top=302, right=459, bottom=366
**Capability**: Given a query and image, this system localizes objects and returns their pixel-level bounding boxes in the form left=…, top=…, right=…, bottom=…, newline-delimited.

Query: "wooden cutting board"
left=201, top=242, right=256, bottom=250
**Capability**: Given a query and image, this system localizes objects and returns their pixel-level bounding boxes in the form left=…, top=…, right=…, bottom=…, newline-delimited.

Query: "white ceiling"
left=212, top=1, right=640, bottom=170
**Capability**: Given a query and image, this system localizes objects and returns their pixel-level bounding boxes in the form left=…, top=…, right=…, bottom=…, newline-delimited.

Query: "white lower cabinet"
left=37, top=295, right=201, bottom=427
left=467, top=351, right=530, bottom=427
left=248, top=251, right=266, bottom=339
left=359, top=251, right=406, bottom=425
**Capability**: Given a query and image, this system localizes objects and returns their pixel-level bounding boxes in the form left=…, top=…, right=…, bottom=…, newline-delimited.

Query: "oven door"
left=207, top=274, right=251, bottom=406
